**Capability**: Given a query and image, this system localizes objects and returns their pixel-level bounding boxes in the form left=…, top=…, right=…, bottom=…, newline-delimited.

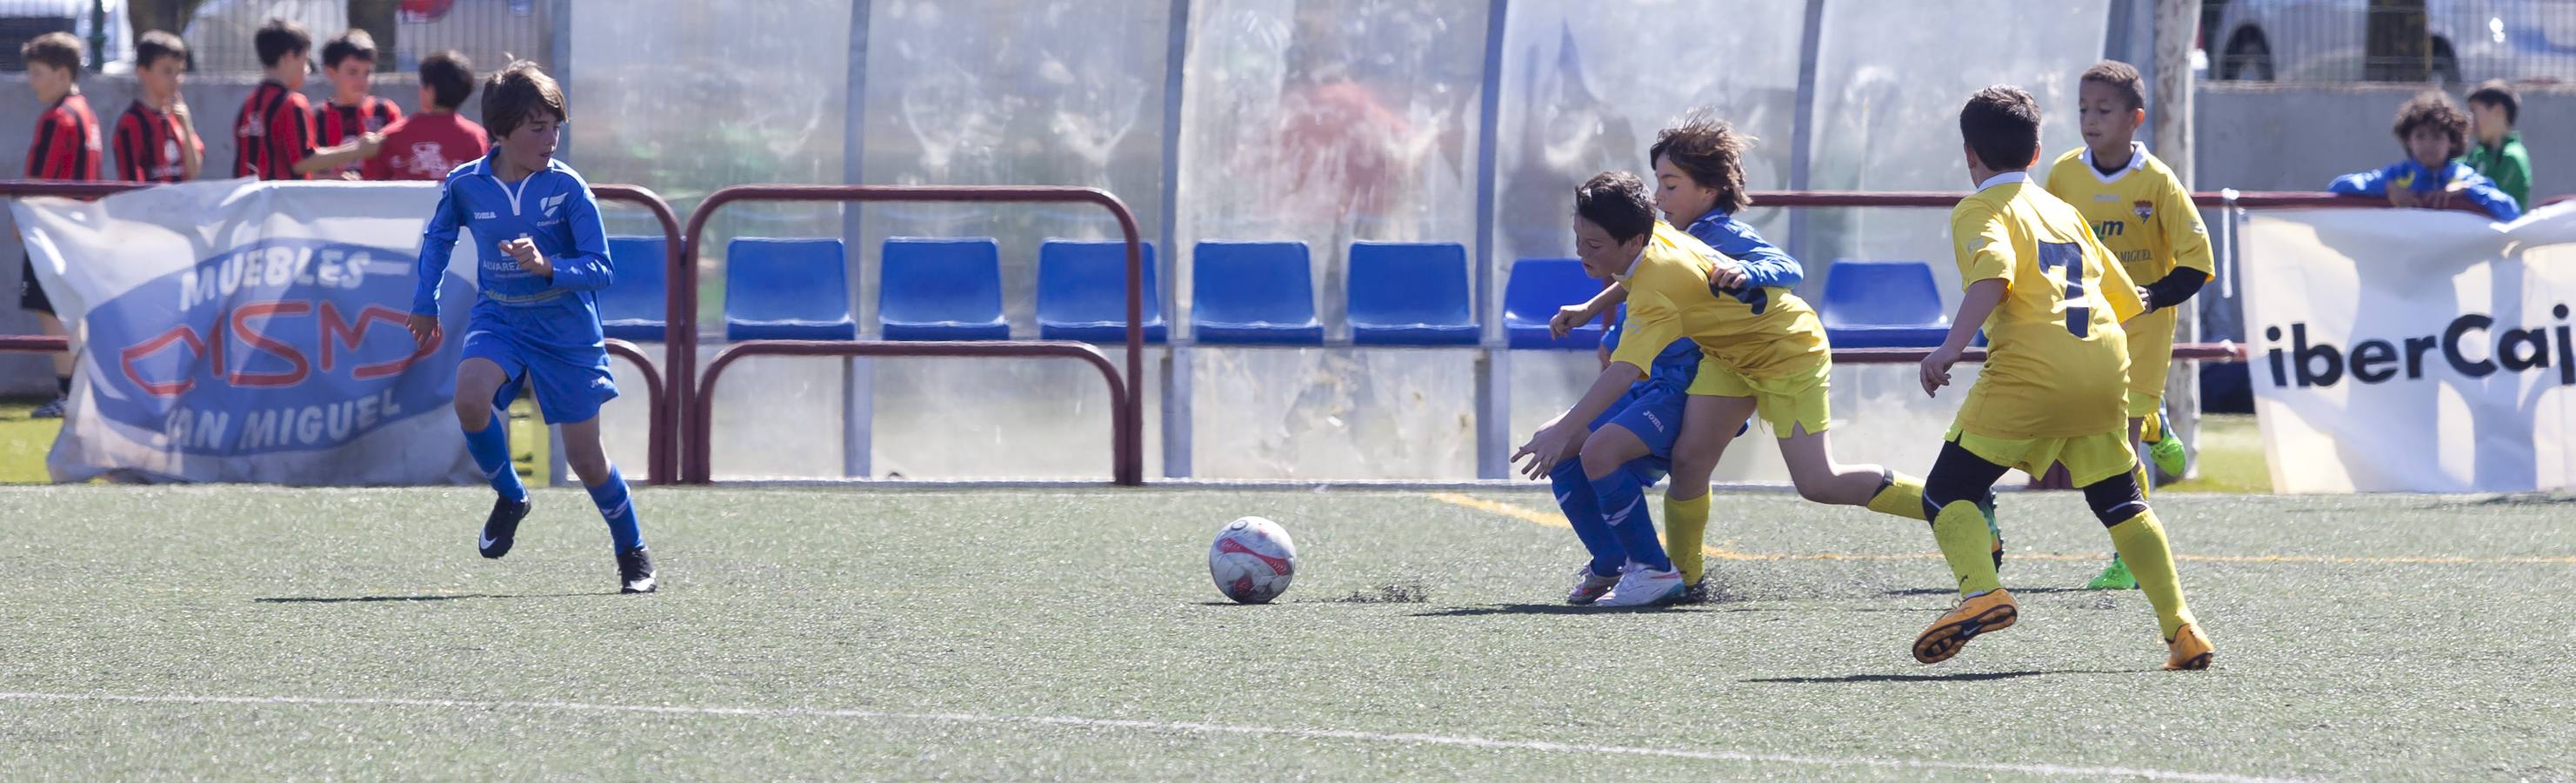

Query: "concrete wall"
left=0, top=72, right=463, bottom=396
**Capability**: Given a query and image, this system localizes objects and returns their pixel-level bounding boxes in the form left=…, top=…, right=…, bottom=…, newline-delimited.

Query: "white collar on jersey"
left=1976, top=171, right=2031, bottom=191
left=2078, top=141, right=2149, bottom=184
left=1620, top=244, right=1645, bottom=279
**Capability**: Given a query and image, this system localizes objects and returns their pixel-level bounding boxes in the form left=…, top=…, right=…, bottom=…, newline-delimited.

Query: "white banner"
left=15, top=179, right=482, bottom=485
left=2242, top=203, right=2576, bottom=493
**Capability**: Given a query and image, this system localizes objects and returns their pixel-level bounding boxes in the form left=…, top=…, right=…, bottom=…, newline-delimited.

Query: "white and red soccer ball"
left=1209, top=516, right=1298, bottom=604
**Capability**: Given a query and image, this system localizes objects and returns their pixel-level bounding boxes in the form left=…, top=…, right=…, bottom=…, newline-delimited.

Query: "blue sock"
left=1588, top=465, right=1673, bottom=572
left=462, top=414, right=527, bottom=503
left=585, top=465, right=644, bottom=552
left=1551, top=460, right=1624, bottom=577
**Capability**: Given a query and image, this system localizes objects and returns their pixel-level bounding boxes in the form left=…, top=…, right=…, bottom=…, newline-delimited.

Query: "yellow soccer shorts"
left=1689, top=353, right=1832, bottom=438
left=1946, top=425, right=2139, bottom=487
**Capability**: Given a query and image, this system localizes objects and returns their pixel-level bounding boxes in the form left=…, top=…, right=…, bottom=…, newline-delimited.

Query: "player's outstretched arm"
left=1512, top=361, right=1643, bottom=478
left=1921, top=278, right=2005, bottom=397
left=1551, top=282, right=1628, bottom=338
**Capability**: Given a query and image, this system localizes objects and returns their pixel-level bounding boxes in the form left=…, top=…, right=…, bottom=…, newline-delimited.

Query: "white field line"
left=0, top=691, right=2293, bottom=781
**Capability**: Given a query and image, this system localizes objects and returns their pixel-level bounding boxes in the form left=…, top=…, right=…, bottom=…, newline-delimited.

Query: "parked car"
left=2212, top=0, right=2576, bottom=84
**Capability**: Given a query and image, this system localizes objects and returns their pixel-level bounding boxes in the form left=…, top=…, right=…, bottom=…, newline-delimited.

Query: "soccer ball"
left=1208, top=516, right=1298, bottom=604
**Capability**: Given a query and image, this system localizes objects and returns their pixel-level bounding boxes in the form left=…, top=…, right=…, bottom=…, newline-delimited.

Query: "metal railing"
left=671, top=184, right=1150, bottom=486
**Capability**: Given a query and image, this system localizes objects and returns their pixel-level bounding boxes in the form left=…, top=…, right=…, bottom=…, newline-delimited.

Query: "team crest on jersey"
left=2132, top=200, right=2153, bottom=221
left=162, top=138, right=180, bottom=162
left=542, top=194, right=568, bottom=218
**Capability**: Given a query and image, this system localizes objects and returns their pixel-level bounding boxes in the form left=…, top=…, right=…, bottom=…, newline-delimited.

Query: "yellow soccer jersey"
left=1611, top=222, right=1828, bottom=381
left=2045, top=144, right=2216, bottom=408
left=1948, top=172, right=2146, bottom=439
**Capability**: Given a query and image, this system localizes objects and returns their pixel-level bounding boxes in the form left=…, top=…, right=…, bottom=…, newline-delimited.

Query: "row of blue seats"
left=594, top=237, right=1955, bottom=348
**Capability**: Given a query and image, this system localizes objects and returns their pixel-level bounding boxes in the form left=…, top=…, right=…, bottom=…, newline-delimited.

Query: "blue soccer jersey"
left=410, top=151, right=619, bottom=424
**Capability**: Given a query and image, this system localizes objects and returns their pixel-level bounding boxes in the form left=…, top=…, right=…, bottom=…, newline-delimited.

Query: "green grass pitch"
left=2, top=484, right=2570, bottom=780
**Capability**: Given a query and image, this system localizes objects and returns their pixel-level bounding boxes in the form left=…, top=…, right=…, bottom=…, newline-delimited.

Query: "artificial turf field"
left=3, top=485, right=2572, bottom=780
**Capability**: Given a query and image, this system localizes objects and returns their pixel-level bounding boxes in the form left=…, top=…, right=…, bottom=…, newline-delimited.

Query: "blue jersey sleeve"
left=410, top=178, right=467, bottom=316
left=2328, top=161, right=2410, bottom=197
left=544, top=176, right=616, bottom=292
left=1701, top=216, right=1804, bottom=291
left=2446, top=167, right=2522, bottom=221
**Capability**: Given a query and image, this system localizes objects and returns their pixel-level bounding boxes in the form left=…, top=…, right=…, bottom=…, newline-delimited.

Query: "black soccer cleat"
left=478, top=495, right=532, bottom=559
left=616, top=545, right=657, bottom=593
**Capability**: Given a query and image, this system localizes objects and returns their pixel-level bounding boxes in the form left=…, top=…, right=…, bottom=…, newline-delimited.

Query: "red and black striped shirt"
left=313, top=96, right=400, bottom=178
left=233, top=79, right=315, bottom=180
left=25, top=91, right=102, bottom=181
left=113, top=101, right=199, bottom=183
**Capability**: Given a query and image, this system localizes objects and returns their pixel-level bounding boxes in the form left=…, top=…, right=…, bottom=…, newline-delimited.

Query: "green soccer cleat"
left=2085, top=553, right=2139, bottom=590
left=2149, top=436, right=2187, bottom=480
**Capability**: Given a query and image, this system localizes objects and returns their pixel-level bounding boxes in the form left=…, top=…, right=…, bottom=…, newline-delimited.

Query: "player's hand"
left=2387, top=185, right=2419, bottom=209
left=405, top=314, right=441, bottom=352
left=357, top=131, right=384, bottom=156
left=502, top=238, right=551, bottom=278
left=2136, top=284, right=2157, bottom=312
left=1512, top=424, right=1582, bottom=479
left=1919, top=345, right=1964, bottom=397
left=1705, top=256, right=1749, bottom=291
left=1550, top=304, right=1597, bottom=339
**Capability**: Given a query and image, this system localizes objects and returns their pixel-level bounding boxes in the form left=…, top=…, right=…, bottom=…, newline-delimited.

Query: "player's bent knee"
left=2082, top=471, right=2148, bottom=526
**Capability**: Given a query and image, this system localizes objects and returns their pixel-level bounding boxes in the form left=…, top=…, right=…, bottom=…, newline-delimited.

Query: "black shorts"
left=19, top=253, right=51, bottom=315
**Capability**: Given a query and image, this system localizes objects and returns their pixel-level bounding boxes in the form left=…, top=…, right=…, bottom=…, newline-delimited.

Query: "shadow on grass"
left=1405, top=603, right=1725, bottom=617
left=1878, top=586, right=2090, bottom=598
left=1743, top=668, right=2141, bottom=684
left=255, top=592, right=599, bottom=604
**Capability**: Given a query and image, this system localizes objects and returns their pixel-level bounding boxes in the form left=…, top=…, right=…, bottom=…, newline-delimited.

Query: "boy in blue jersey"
left=2328, top=91, right=2520, bottom=222
left=404, top=61, right=656, bottom=593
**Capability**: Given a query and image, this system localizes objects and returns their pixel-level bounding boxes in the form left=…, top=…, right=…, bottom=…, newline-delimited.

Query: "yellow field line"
left=1425, top=492, right=2576, bottom=566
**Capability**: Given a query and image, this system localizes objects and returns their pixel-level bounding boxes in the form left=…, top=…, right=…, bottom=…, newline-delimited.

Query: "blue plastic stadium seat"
left=724, top=238, right=856, bottom=342
left=1037, top=240, right=1165, bottom=343
left=1191, top=241, right=1324, bottom=345
left=879, top=237, right=1010, bottom=341
left=599, top=235, right=670, bottom=342
left=1503, top=258, right=1604, bottom=350
left=1819, top=259, right=1949, bottom=348
left=1347, top=241, right=1478, bottom=345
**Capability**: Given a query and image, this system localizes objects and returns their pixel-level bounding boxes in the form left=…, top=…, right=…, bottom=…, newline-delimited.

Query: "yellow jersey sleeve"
left=1951, top=202, right=2017, bottom=286
left=2087, top=229, right=2146, bottom=323
left=1610, top=287, right=1682, bottom=372
left=2155, top=168, right=2215, bottom=276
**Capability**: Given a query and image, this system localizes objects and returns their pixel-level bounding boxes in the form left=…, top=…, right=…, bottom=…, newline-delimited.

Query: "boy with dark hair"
left=2043, top=59, right=2215, bottom=591
left=314, top=29, right=400, bottom=180
left=1553, top=114, right=1978, bottom=600
left=232, top=18, right=378, bottom=181
left=1914, top=85, right=2210, bottom=670
left=405, top=61, right=656, bottom=593
left=17, top=31, right=101, bottom=418
left=363, top=50, right=485, bottom=182
left=2462, top=80, right=2531, bottom=208
left=2328, top=91, right=2519, bottom=221
left=116, top=30, right=203, bottom=184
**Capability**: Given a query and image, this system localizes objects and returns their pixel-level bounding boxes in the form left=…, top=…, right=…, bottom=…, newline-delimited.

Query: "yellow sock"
left=2106, top=508, right=2196, bottom=639
left=1663, top=493, right=1710, bottom=586
left=2140, top=410, right=2166, bottom=443
left=1864, top=472, right=1930, bottom=521
left=1932, top=500, right=2002, bottom=597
